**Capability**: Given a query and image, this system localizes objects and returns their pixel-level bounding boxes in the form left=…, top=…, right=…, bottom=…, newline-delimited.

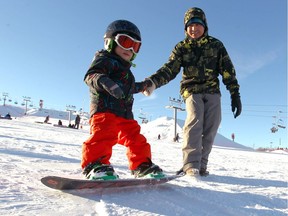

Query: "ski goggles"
left=114, top=34, right=141, bottom=54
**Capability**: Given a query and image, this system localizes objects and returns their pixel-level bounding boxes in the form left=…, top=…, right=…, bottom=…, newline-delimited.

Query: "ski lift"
left=14, top=101, right=18, bottom=105
left=138, top=115, right=146, bottom=120
left=271, top=126, right=278, bottom=133
left=138, top=108, right=147, bottom=119
left=8, top=99, right=12, bottom=102
left=138, top=114, right=148, bottom=123
left=277, top=119, right=286, bottom=129
left=138, top=112, right=148, bottom=123
left=21, top=102, right=25, bottom=106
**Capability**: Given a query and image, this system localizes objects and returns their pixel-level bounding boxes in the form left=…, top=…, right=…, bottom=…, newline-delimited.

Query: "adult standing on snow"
left=142, top=7, right=242, bottom=176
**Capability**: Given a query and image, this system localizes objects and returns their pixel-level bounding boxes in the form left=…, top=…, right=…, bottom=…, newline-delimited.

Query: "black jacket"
left=84, top=50, right=144, bottom=119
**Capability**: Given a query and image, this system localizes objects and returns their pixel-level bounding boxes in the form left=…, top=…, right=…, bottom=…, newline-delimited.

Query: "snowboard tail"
left=41, top=175, right=181, bottom=190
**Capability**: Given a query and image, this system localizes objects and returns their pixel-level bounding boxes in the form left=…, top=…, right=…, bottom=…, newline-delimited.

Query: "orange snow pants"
left=81, top=113, right=152, bottom=170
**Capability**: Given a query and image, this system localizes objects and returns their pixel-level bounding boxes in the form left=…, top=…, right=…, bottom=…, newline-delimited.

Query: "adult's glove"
left=231, top=92, right=242, bottom=118
left=98, top=76, right=125, bottom=99
left=142, top=78, right=156, bottom=96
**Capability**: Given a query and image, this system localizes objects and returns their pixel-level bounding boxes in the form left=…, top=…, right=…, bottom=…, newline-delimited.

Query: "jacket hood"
left=184, top=7, right=208, bottom=38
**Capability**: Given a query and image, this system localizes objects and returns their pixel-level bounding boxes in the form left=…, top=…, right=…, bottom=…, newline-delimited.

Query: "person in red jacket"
left=82, top=20, right=164, bottom=180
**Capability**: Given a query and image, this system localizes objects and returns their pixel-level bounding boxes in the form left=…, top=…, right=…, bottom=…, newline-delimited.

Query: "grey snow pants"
left=182, top=94, right=221, bottom=172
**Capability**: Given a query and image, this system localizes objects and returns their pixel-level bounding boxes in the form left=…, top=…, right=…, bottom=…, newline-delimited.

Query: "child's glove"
left=231, top=92, right=242, bottom=118
left=142, top=78, right=156, bottom=96
left=98, top=76, right=125, bottom=99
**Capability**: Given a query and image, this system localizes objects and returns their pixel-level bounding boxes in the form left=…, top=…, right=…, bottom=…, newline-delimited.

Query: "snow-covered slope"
left=0, top=111, right=287, bottom=216
left=0, top=104, right=26, bottom=117
left=141, top=116, right=251, bottom=150
left=0, top=105, right=89, bottom=125
left=1, top=105, right=248, bottom=149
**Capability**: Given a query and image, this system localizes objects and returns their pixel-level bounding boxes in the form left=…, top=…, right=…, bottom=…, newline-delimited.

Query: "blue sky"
left=0, top=0, right=287, bottom=149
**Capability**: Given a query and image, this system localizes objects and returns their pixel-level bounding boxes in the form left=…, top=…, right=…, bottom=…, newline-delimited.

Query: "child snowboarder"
left=82, top=20, right=164, bottom=180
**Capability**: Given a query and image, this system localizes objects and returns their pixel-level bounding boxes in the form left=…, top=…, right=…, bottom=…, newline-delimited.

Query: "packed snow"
left=0, top=106, right=287, bottom=216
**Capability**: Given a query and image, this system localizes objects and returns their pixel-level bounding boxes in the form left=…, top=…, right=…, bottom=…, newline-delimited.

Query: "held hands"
left=142, top=78, right=156, bottom=96
left=98, top=76, right=125, bottom=99
left=231, top=92, right=242, bottom=118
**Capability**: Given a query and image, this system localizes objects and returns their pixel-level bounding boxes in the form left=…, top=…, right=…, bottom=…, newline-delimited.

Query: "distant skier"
left=74, top=115, right=81, bottom=129
left=4, top=113, right=11, bottom=119
left=231, top=133, right=235, bottom=142
left=44, top=115, right=49, bottom=123
left=175, top=133, right=179, bottom=142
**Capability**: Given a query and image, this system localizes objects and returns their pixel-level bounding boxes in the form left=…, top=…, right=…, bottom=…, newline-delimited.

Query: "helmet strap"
left=130, top=53, right=137, bottom=61
left=104, top=38, right=115, bottom=52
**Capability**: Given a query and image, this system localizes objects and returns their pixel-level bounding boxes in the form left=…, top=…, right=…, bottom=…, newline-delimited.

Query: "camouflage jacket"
left=84, top=50, right=144, bottom=119
left=149, top=36, right=240, bottom=99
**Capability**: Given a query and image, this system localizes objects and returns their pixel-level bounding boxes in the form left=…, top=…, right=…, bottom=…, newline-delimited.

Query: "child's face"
left=114, top=45, right=134, bottom=62
left=186, top=23, right=205, bottom=39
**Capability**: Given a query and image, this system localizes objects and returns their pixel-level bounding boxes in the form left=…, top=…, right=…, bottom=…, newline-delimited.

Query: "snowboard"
left=41, top=174, right=182, bottom=190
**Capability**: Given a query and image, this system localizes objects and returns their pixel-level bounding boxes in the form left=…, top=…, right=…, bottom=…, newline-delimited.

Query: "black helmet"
left=104, top=20, right=141, bottom=41
left=104, top=20, right=141, bottom=62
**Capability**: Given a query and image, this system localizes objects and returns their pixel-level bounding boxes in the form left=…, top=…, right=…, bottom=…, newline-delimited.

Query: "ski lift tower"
left=22, top=96, right=31, bottom=115
left=2, top=92, right=9, bottom=106
left=165, top=97, right=185, bottom=142
left=66, top=105, right=76, bottom=125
